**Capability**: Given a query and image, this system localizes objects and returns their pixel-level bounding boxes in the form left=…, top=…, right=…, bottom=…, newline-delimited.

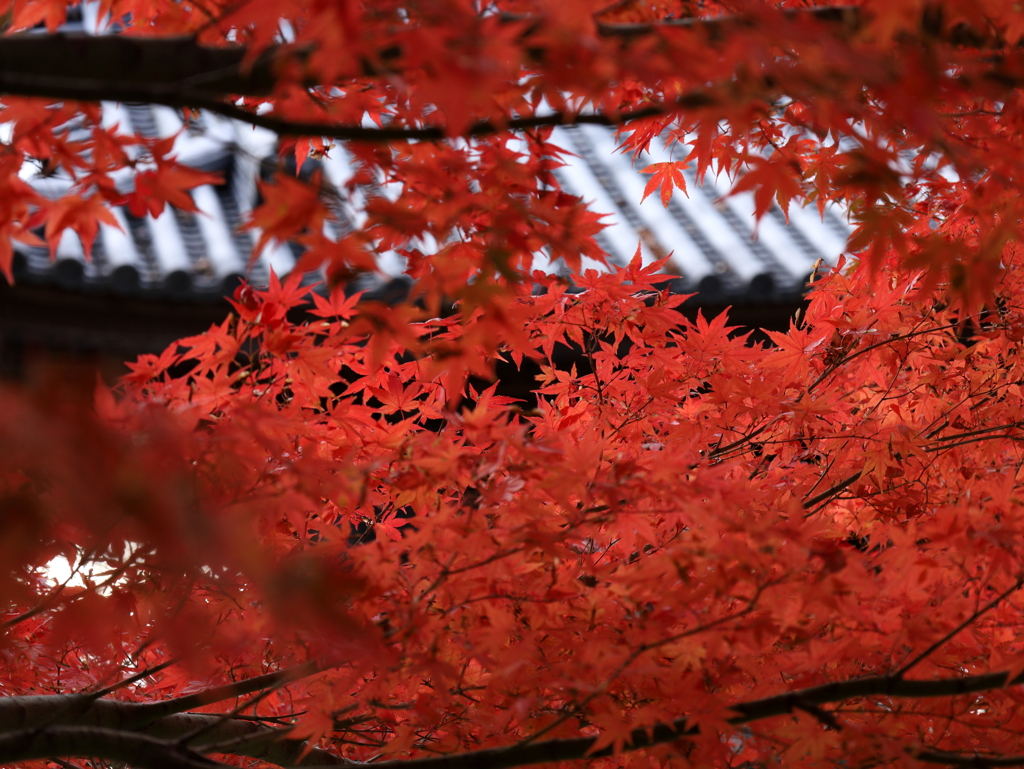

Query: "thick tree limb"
left=0, top=725, right=225, bottom=769
left=0, top=665, right=1022, bottom=769
left=917, top=751, right=1024, bottom=767
left=0, top=663, right=343, bottom=767
left=0, top=701, right=347, bottom=766
left=0, top=719, right=348, bottom=769
left=0, top=662, right=321, bottom=731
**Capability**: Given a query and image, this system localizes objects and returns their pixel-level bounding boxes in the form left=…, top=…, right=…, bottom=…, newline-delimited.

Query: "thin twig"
left=176, top=683, right=285, bottom=748
left=807, top=322, right=961, bottom=393
left=89, top=659, right=179, bottom=699
left=802, top=470, right=862, bottom=511
left=129, top=661, right=321, bottom=723
left=892, top=580, right=1024, bottom=679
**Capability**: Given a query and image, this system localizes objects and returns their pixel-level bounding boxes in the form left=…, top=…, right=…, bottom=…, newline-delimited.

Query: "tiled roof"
left=12, top=102, right=292, bottom=299
left=12, top=101, right=851, bottom=304
left=546, top=124, right=850, bottom=301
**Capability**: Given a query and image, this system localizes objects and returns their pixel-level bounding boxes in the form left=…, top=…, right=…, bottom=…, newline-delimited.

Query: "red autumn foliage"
left=10, top=250, right=1024, bottom=769
left=4, top=1, right=1024, bottom=769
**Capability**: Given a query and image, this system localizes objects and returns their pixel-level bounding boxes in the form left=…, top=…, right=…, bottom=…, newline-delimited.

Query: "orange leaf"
left=640, top=161, right=689, bottom=207
left=245, top=171, right=329, bottom=258
left=729, top=155, right=804, bottom=221
left=127, top=165, right=222, bottom=219
left=45, top=194, right=121, bottom=260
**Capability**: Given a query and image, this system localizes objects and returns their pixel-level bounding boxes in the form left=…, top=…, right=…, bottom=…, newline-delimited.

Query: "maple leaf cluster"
left=4, top=248, right=1024, bottom=769
left=3, top=0, right=1024, bottom=302
left=5, top=1, right=1024, bottom=768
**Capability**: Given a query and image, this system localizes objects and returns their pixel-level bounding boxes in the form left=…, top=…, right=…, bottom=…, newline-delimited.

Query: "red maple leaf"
left=245, top=171, right=330, bottom=258
left=44, top=193, right=121, bottom=259
left=640, top=160, right=689, bottom=207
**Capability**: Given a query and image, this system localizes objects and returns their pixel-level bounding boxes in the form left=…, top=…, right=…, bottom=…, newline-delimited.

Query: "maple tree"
left=8, top=1, right=1024, bottom=769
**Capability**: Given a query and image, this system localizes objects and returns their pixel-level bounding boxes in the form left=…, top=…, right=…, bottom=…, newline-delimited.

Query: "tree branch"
left=185, top=93, right=715, bottom=141
left=0, top=700, right=348, bottom=767
left=0, top=3, right=1009, bottom=142
left=802, top=470, right=862, bottom=510
left=0, top=662, right=344, bottom=767
left=129, top=661, right=321, bottom=722
left=0, top=663, right=319, bottom=732
left=917, top=750, right=1024, bottom=767
left=892, top=581, right=1024, bottom=678
left=139, top=712, right=351, bottom=767
left=2, top=665, right=1024, bottom=769
left=0, top=46, right=713, bottom=140
left=0, top=725, right=225, bottom=769
left=317, top=668, right=1024, bottom=769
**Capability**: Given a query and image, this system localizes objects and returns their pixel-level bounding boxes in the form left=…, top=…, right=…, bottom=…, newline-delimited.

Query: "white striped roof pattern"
left=545, top=124, right=851, bottom=300
left=12, top=101, right=290, bottom=298
left=12, top=100, right=851, bottom=303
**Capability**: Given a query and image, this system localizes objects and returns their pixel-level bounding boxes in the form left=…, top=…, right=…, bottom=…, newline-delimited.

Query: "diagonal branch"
left=129, top=661, right=322, bottom=722
left=892, top=581, right=1024, bottom=678
left=802, top=470, right=862, bottom=511
left=138, top=712, right=351, bottom=766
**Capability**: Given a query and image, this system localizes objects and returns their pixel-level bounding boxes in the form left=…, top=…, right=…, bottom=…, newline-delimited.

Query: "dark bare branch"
left=129, top=661, right=321, bottom=722
left=3, top=664, right=1024, bottom=769
left=138, top=711, right=351, bottom=767
left=802, top=470, right=862, bottom=510
left=893, top=581, right=1024, bottom=678
left=917, top=751, right=1024, bottom=767
left=186, top=94, right=714, bottom=141
left=302, top=668, right=1024, bottom=769
left=0, top=698, right=348, bottom=767
left=0, top=725, right=224, bottom=769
